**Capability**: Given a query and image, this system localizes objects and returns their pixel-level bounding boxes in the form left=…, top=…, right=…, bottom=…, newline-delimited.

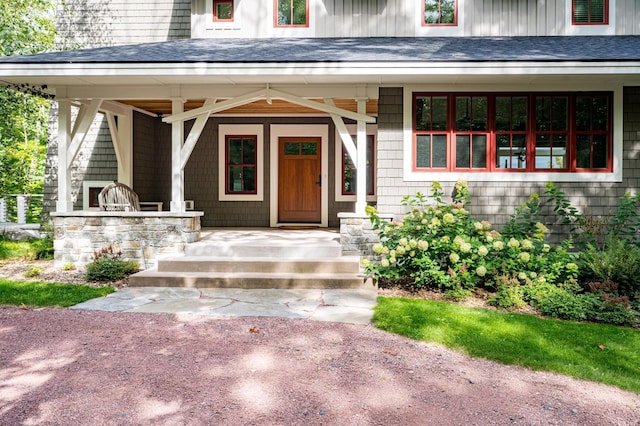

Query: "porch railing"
left=0, top=194, right=44, bottom=224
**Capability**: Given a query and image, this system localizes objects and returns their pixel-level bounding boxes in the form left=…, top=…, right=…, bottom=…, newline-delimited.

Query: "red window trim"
left=225, top=135, right=258, bottom=195
left=572, top=0, right=609, bottom=25
left=422, top=0, right=458, bottom=27
left=412, top=92, right=613, bottom=174
left=342, top=135, right=375, bottom=196
left=213, top=0, right=234, bottom=22
left=274, top=0, right=310, bottom=28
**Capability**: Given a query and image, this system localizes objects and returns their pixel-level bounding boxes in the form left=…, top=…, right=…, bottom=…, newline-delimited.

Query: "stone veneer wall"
left=51, top=212, right=203, bottom=269
left=338, top=213, right=393, bottom=258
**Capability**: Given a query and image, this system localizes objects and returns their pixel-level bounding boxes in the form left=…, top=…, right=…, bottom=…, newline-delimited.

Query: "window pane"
left=432, top=135, right=447, bottom=168
left=456, top=135, right=470, bottom=168
left=284, top=142, right=299, bottom=155
left=495, top=97, right=510, bottom=131
left=415, top=97, right=431, bottom=131
left=513, top=135, right=527, bottom=169
left=216, top=3, right=232, bottom=20
left=425, top=0, right=455, bottom=24
left=228, top=138, right=241, bottom=164
left=551, top=97, right=567, bottom=131
left=292, top=0, right=307, bottom=25
left=440, top=0, right=455, bottom=23
left=242, top=166, right=255, bottom=192
left=535, top=134, right=551, bottom=168
left=472, top=135, right=487, bottom=168
left=432, top=97, right=448, bottom=130
left=416, top=135, right=431, bottom=168
left=455, top=97, right=470, bottom=131
left=512, top=97, right=527, bottom=131
left=472, top=97, right=487, bottom=131
left=551, top=135, right=567, bottom=169
left=301, top=142, right=317, bottom=155
left=242, top=138, right=255, bottom=164
left=573, top=0, right=589, bottom=22
left=228, top=166, right=242, bottom=192
left=576, top=135, right=591, bottom=168
left=536, top=97, right=550, bottom=131
left=593, top=96, right=609, bottom=131
left=590, top=0, right=605, bottom=22
left=496, top=134, right=511, bottom=168
left=576, top=96, right=591, bottom=131
left=343, top=164, right=355, bottom=194
left=277, top=0, right=292, bottom=25
left=593, top=134, right=608, bottom=168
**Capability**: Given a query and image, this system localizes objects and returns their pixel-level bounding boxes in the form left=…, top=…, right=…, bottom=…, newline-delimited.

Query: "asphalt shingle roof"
left=1, top=36, right=639, bottom=64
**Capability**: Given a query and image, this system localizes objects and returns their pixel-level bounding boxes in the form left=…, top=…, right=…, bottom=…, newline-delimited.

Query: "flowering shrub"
left=365, top=180, right=579, bottom=299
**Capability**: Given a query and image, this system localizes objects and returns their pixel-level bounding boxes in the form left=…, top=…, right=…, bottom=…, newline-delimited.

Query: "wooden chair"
left=98, top=182, right=141, bottom=211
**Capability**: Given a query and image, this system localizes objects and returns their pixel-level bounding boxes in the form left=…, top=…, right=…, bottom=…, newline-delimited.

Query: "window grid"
left=572, top=0, right=608, bottom=25
left=412, top=93, right=612, bottom=174
left=274, top=0, right=309, bottom=27
left=423, top=0, right=457, bottom=26
left=225, top=135, right=257, bottom=195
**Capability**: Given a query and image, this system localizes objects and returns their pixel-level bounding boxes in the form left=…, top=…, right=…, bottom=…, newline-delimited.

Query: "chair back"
left=98, top=182, right=141, bottom=211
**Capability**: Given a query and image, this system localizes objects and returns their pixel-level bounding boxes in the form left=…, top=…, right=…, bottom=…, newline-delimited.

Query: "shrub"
left=30, top=237, right=54, bottom=260
left=524, top=282, right=589, bottom=322
left=24, top=266, right=43, bottom=278
left=61, top=262, right=75, bottom=271
left=365, top=180, right=578, bottom=297
left=578, top=237, right=640, bottom=299
left=84, top=246, right=139, bottom=282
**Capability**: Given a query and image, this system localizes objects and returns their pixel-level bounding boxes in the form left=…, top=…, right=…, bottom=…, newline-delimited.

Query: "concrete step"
left=157, top=256, right=361, bottom=274
left=129, top=270, right=373, bottom=290
left=184, top=242, right=342, bottom=258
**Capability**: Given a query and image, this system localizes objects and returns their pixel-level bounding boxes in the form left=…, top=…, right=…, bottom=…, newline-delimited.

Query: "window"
left=424, top=0, right=457, bottom=25
left=412, top=92, right=612, bottom=173
left=213, top=0, right=234, bottom=22
left=342, top=135, right=375, bottom=196
left=275, top=0, right=308, bottom=27
left=572, top=0, right=608, bottom=24
left=225, top=136, right=257, bottom=194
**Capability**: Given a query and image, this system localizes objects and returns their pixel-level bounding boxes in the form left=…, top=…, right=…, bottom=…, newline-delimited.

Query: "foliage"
left=30, top=236, right=54, bottom=260
left=365, top=180, right=578, bottom=296
left=0, top=278, right=114, bottom=307
left=0, top=0, right=55, bottom=197
left=23, top=266, right=43, bottom=278
left=84, top=246, right=139, bottom=282
left=373, top=296, right=640, bottom=393
left=0, top=235, right=53, bottom=260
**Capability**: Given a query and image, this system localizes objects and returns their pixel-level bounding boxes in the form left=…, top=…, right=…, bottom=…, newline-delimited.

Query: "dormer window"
left=213, top=0, right=234, bottom=22
left=423, top=0, right=457, bottom=26
left=572, top=0, right=608, bottom=25
left=275, top=0, right=309, bottom=27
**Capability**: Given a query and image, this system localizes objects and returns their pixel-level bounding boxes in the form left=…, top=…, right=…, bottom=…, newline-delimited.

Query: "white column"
left=56, top=99, right=73, bottom=212
left=355, top=98, right=368, bottom=214
left=117, top=110, right=133, bottom=186
left=170, top=98, right=185, bottom=212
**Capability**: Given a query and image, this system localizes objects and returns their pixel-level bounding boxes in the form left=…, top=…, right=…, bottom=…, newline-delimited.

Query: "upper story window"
left=572, top=0, right=608, bottom=25
left=213, top=0, right=234, bottom=22
left=275, top=0, right=309, bottom=27
left=413, top=92, right=612, bottom=174
left=423, top=0, right=457, bottom=26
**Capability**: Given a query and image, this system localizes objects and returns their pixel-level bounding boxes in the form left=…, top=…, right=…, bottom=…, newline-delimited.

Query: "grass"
left=373, top=296, right=640, bottom=394
left=0, top=239, right=35, bottom=259
left=0, top=278, right=114, bottom=308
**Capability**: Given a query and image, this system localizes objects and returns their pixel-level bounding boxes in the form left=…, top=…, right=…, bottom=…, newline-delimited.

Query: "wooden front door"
left=278, top=137, right=322, bottom=223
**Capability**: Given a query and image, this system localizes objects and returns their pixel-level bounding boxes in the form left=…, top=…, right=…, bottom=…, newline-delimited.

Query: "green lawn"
left=0, top=279, right=114, bottom=308
left=373, top=296, right=640, bottom=394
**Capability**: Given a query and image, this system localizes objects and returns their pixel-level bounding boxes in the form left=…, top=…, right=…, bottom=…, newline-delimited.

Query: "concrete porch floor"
left=196, top=227, right=342, bottom=247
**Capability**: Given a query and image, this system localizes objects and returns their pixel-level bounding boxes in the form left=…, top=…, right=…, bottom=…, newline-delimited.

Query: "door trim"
left=270, top=124, right=329, bottom=227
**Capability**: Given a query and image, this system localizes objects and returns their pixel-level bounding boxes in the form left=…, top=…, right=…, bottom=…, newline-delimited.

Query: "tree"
left=0, top=0, right=55, bottom=197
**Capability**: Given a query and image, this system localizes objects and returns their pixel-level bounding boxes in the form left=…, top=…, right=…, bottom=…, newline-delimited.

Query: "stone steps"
left=129, top=229, right=372, bottom=290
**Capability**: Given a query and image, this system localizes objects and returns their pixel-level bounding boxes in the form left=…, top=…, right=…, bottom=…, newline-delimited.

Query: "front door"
left=278, top=137, right=322, bottom=223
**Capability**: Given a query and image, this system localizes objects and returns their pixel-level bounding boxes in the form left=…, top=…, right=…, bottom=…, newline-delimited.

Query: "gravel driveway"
left=1, top=307, right=638, bottom=425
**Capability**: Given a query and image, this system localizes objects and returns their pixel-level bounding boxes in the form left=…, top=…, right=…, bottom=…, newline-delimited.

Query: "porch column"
left=56, top=99, right=73, bottom=212
left=355, top=97, right=368, bottom=214
left=170, top=98, right=185, bottom=212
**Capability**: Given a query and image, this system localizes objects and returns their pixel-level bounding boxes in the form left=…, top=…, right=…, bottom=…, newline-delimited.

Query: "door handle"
left=315, top=174, right=322, bottom=186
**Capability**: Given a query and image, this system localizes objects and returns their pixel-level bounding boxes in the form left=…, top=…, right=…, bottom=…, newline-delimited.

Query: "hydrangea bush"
left=363, top=180, right=579, bottom=300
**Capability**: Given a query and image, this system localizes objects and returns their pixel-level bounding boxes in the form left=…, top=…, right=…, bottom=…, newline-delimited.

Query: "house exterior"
left=1, top=0, right=639, bottom=240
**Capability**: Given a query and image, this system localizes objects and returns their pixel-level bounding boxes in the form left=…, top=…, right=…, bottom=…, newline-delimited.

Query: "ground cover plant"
left=0, top=278, right=114, bottom=307
left=0, top=233, right=53, bottom=260
left=364, top=180, right=640, bottom=327
left=372, top=296, right=640, bottom=393
left=84, top=245, right=139, bottom=282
